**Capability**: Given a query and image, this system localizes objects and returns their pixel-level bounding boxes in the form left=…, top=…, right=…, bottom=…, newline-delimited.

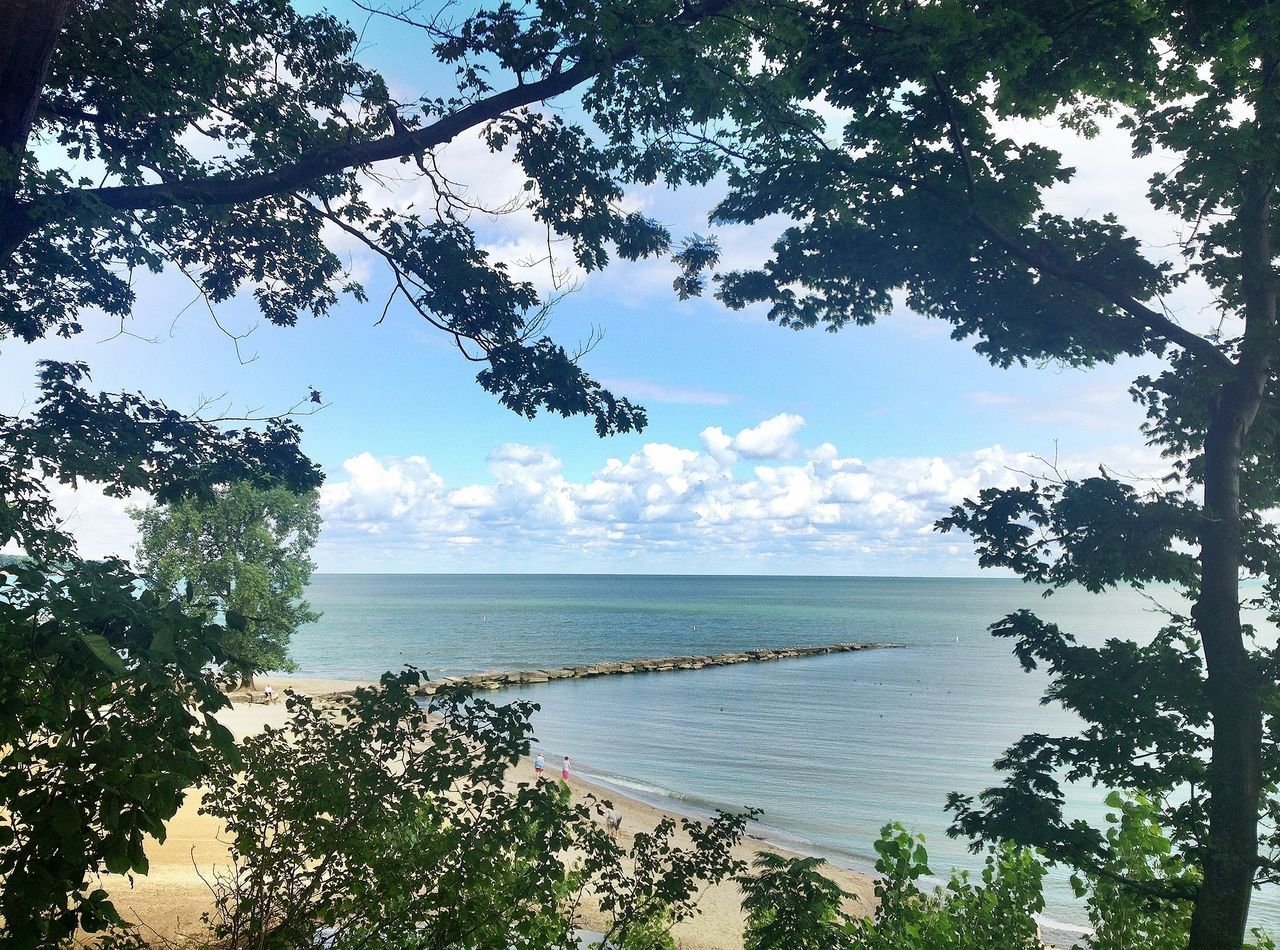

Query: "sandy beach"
left=94, top=675, right=876, bottom=948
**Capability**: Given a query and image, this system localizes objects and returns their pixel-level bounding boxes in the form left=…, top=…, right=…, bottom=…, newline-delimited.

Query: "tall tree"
left=665, top=2, right=1280, bottom=946
left=131, top=482, right=321, bottom=686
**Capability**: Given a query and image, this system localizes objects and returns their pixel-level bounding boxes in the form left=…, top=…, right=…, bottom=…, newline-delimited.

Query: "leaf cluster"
left=937, top=476, right=1200, bottom=593
left=3, top=0, right=809, bottom=436
left=0, top=363, right=320, bottom=944
left=131, top=481, right=321, bottom=683
left=0, top=558, right=238, bottom=945
left=938, top=467, right=1280, bottom=890
left=198, top=670, right=753, bottom=949
left=740, top=852, right=855, bottom=950
left=849, top=823, right=1045, bottom=949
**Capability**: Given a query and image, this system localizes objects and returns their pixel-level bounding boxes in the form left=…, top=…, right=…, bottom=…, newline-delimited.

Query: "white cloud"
left=700, top=413, right=807, bottom=467
left=10, top=419, right=1172, bottom=578
left=0, top=482, right=146, bottom=563
left=315, top=417, right=1170, bottom=573
left=730, top=412, right=806, bottom=459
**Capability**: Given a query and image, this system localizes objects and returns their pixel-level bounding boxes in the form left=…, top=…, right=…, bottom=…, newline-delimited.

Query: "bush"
left=740, top=852, right=855, bottom=950
left=1069, top=791, right=1198, bottom=950
left=198, top=670, right=752, bottom=949
left=849, top=823, right=1045, bottom=950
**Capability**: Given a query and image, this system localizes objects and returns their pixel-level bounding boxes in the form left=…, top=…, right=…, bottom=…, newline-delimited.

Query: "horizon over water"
left=291, top=573, right=1278, bottom=942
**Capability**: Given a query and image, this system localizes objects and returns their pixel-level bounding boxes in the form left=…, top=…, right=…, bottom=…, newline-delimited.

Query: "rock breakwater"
left=414, top=642, right=896, bottom=695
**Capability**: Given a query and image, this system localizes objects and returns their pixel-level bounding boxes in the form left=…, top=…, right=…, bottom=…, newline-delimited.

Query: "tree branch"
left=926, top=72, right=1234, bottom=374
left=968, top=209, right=1236, bottom=374
left=54, top=0, right=736, bottom=215
left=82, top=59, right=602, bottom=212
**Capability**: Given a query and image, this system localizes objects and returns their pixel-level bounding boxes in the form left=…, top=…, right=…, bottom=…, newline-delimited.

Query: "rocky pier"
left=414, top=642, right=896, bottom=695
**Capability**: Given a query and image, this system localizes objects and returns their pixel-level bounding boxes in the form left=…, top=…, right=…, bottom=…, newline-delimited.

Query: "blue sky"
left=3, top=2, right=1209, bottom=575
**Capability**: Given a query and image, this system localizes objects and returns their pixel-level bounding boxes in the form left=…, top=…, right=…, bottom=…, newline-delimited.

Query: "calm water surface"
left=291, top=574, right=1277, bottom=940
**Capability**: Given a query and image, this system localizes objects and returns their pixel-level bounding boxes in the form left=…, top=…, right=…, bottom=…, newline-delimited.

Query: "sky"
left=2, top=4, right=1218, bottom=575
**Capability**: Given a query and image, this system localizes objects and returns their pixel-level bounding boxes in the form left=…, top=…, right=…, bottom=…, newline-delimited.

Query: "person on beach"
left=534, top=753, right=545, bottom=777
left=263, top=684, right=273, bottom=704
left=562, top=755, right=571, bottom=781
left=606, top=807, right=622, bottom=837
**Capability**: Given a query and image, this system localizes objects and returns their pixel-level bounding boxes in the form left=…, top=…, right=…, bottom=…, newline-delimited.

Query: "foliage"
left=1069, top=791, right=1199, bottom=950
left=0, top=0, right=792, bottom=437
left=740, top=852, right=855, bottom=950
left=131, top=481, right=321, bottom=684
left=199, top=670, right=751, bottom=949
left=742, top=811, right=1274, bottom=949
left=658, top=1, right=1280, bottom=942
left=0, top=2, right=779, bottom=939
left=847, top=823, right=1045, bottom=950
left=6, top=0, right=1280, bottom=944
left=738, top=823, right=1047, bottom=950
left=588, top=802, right=754, bottom=949
left=603, top=910, right=678, bottom=950
left=0, top=362, right=318, bottom=946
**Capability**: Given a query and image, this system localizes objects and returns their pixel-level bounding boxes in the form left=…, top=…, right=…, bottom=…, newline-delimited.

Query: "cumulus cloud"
left=700, top=412, right=807, bottom=466
left=316, top=417, right=1170, bottom=573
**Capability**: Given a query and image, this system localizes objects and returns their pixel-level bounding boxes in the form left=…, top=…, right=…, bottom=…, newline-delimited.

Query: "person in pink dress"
left=561, top=755, right=571, bottom=780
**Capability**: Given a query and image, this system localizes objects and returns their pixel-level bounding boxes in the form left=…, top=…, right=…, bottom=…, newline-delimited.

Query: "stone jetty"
left=413, top=642, right=895, bottom=696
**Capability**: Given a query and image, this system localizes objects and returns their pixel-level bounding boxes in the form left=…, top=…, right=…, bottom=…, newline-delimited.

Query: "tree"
left=0, top=1, right=774, bottom=938
left=0, top=361, right=321, bottom=945
left=0, top=0, right=782, bottom=436
left=131, top=482, right=321, bottom=686
left=10, top=0, right=1277, bottom=945
left=740, top=852, right=856, bottom=950
left=661, top=2, right=1280, bottom=946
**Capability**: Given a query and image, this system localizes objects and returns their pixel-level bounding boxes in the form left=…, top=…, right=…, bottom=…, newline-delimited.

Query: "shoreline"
left=92, top=673, right=1100, bottom=947
left=96, top=675, right=877, bottom=949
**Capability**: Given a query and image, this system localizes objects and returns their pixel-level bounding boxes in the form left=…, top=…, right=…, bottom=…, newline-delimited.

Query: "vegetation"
left=740, top=852, right=854, bottom=950
left=0, top=0, right=772, bottom=436
left=1, top=0, right=759, bottom=937
left=3, top=0, right=1280, bottom=946
left=0, top=364, right=319, bottom=945
left=131, top=482, right=321, bottom=686
left=740, top=799, right=1277, bottom=950
left=661, top=3, right=1280, bottom=945
left=199, top=670, right=751, bottom=949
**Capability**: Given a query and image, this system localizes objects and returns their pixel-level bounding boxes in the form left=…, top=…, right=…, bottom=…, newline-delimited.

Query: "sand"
left=95, top=676, right=876, bottom=948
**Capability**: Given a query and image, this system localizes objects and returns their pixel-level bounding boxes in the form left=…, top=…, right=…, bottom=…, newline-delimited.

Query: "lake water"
left=290, top=574, right=1277, bottom=942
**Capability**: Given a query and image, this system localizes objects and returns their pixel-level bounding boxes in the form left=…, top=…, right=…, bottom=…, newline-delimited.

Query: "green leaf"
left=80, top=633, right=127, bottom=676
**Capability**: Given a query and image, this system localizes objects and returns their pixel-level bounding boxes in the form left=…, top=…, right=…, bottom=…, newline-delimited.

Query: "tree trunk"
left=1189, top=399, right=1264, bottom=948
left=1188, top=167, right=1276, bottom=947
left=0, top=0, right=71, bottom=260
left=0, top=0, right=68, bottom=154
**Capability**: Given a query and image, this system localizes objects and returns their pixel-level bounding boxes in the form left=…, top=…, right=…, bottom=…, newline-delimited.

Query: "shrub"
left=198, top=670, right=751, bottom=949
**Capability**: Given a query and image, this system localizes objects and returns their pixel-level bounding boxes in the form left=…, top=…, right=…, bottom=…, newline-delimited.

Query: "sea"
left=290, top=574, right=1279, bottom=943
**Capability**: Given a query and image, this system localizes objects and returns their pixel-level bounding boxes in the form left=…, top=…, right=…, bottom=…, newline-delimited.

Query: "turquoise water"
left=291, top=574, right=1276, bottom=940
